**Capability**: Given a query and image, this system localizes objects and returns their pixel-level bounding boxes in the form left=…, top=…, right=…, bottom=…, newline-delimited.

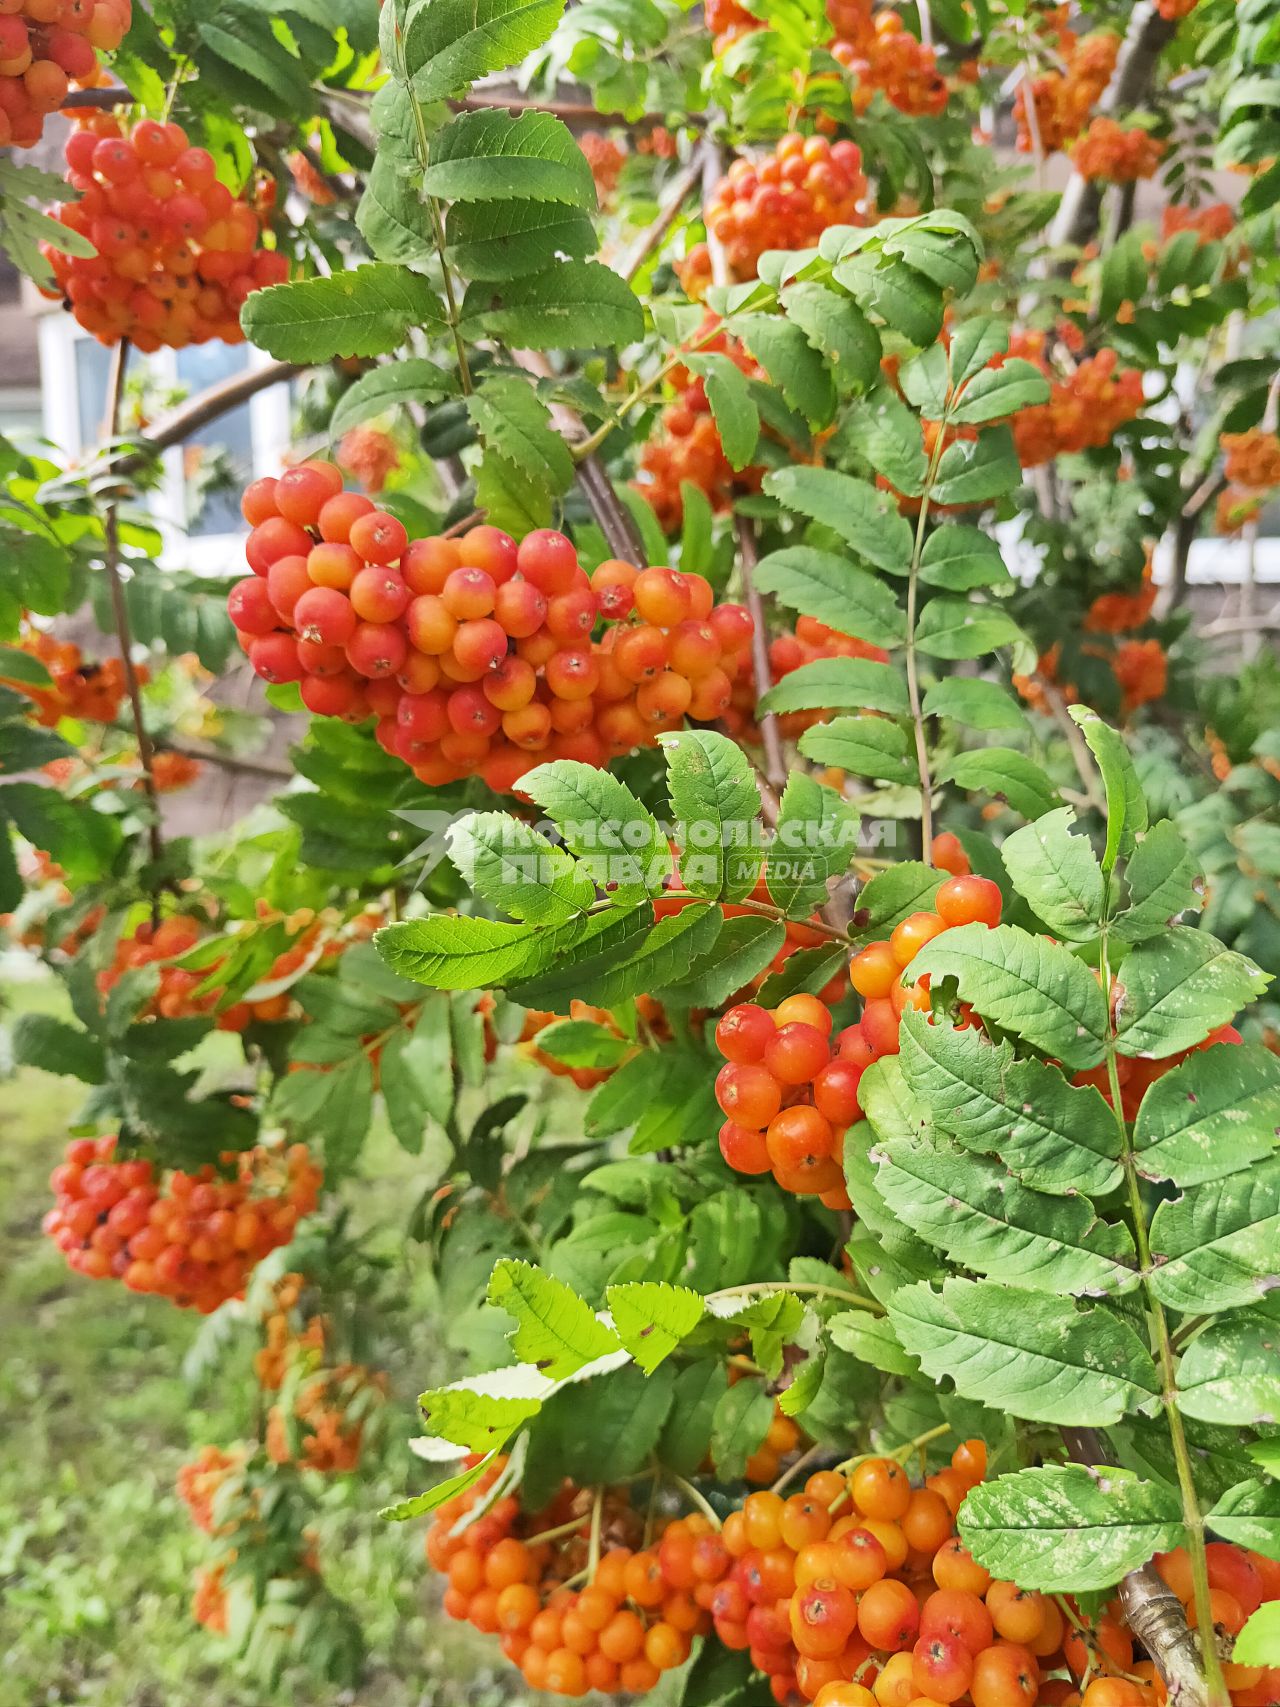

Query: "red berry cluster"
left=826, top=0, right=947, bottom=117
left=637, top=331, right=766, bottom=529
left=1149, top=1545, right=1280, bottom=1705
left=580, top=130, right=627, bottom=200
left=1222, top=429, right=1280, bottom=492
left=1069, top=118, right=1163, bottom=184
left=1161, top=202, right=1234, bottom=246
left=767, top=618, right=891, bottom=738
left=0, top=0, right=129, bottom=149
left=693, top=133, right=867, bottom=285
left=230, top=459, right=755, bottom=795
left=1014, top=28, right=1118, bottom=155
left=1075, top=1023, right=1241, bottom=1121
left=1082, top=563, right=1156, bottom=635
left=706, top=0, right=758, bottom=50
left=1110, top=638, right=1168, bottom=717
left=997, top=333, right=1144, bottom=468
left=254, top=1268, right=384, bottom=1473
left=43, top=1135, right=322, bottom=1312
left=425, top=1461, right=716, bottom=1697
left=41, top=112, right=288, bottom=351
left=96, top=911, right=316, bottom=1029
left=177, top=1443, right=245, bottom=1536
left=0, top=626, right=133, bottom=726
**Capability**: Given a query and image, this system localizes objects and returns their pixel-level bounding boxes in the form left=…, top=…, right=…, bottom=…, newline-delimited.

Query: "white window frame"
left=36, top=308, right=292, bottom=576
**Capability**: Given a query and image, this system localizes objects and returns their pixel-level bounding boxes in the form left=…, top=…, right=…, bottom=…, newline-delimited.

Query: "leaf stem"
left=666, top=1472, right=722, bottom=1530
left=769, top=1441, right=828, bottom=1497
left=1097, top=912, right=1228, bottom=1707
left=521, top=1514, right=588, bottom=1549
left=706, top=1280, right=884, bottom=1314
left=904, top=414, right=950, bottom=854
left=587, top=1485, right=604, bottom=1580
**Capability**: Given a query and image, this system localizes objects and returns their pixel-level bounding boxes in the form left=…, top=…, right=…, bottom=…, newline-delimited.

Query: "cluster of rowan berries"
left=706, top=0, right=758, bottom=50
left=43, top=1135, right=322, bottom=1311
left=1161, top=202, right=1234, bottom=246
left=337, top=423, right=400, bottom=494
left=1069, top=118, right=1163, bottom=184
left=1075, top=1022, right=1240, bottom=1122
left=825, top=0, right=947, bottom=117
left=178, top=1443, right=246, bottom=1536
left=766, top=618, right=891, bottom=739
left=1222, top=430, right=1280, bottom=492
left=231, top=460, right=755, bottom=794
left=997, top=334, right=1144, bottom=468
left=0, top=847, right=105, bottom=956
left=580, top=130, right=627, bottom=199
left=0, top=0, right=130, bottom=149
left=1014, top=29, right=1117, bottom=155
left=638, top=334, right=766, bottom=528
left=1082, top=565, right=1156, bottom=635
left=714, top=874, right=1002, bottom=1203
left=1153, top=0, right=1197, bottom=19
left=1151, top=1546, right=1280, bottom=1705
left=1110, top=638, right=1168, bottom=716
left=259, top=1274, right=384, bottom=1474
left=687, top=134, right=867, bottom=288
left=518, top=997, right=669, bottom=1090
left=96, top=910, right=320, bottom=1029
left=0, top=626, right=133, bottom=726
left=41, top=112, right=288, bottom=351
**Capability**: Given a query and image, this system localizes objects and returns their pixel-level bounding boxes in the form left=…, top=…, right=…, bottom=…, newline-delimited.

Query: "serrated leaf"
left=1133, top=1043, right=1280, bottom=1187
left=919, top=526, right=1012, bottom=592
left=662, top=729, right=762, bottom=902
left=782, top=283, right=881, bottom=392
left=9, top=1012, right=106, bottom=1084
left=446, top=811, right=593, bottom=925
left=829, top=1310, right=920, bottom=1378
left=418, top=1383, right=543, bottom=1450
left=522, top=761, right=666, bottom=906
left=898, top=1011, right=1121, bottom=1197
left=844, top=383, right=928, bottom=496
left=733, top=314, right=836, bottom=428
left=1207, top=1480, right=1280, bottom=1560
left=958, top=1466, right=1183, bottom=1591
left=922, top=677, right=1027, bottom=732
left=460, top=261, right=642, bottom=350
left=951, top=360, right=1051, bottom=425
left=1114, top=821, right=1203, bottom=944
left=752, top=547, right=905, bottom=650
left=330, top=360, right=456, bottom=439
left=798, top=715, right=913, bottom=784
left=847, top=863, right=944, bottom=947
left=607, top=1282, right=705, bottom=1373
left=240, top=265, right=442, bottom=361
left=656, top=915, right=786, bottom=1008
left=931, top=427, right=1021, bottom=506
left=421, top=110, right=596, bottom=206
left=380, top=1453, right=494, bottom=1520
left=950, top=316, right=1015, bottom=386
left=1002, top=807, right=1105, bottom=941
left=889, top=1279, right=1159, bottom=1425
left=912, top=922, right=1108, bottom=1069
left=487, top=1258, right=620, bottom=1378
left=833, top=252, right=944, bottom=346
left=571, top=906, right=723, bottom=1009
left=534, top=1018, right=632, bottom=1070
left=1236, top=1603, right=1280, bottom=1667
left=682, top=354, right=759, bottom=471
left=1115, top=929, right=1269, bottom=1059
left=757, top=942, right=848, bottom=1004
left=1148, top=1155, right=1280, bottom=1314
left=465, top=375, right=575, bottom=493
left=939, top=749, right=1059, bottom=821
left=503, top=909, right=652, bottom=1011
left=874, top=1131, right=1137, bottom=1296
left=376, top=914, right=540, bottom=989
left=401, top=0, right=567, bottom=102
left=763, top=468, right=914, bottom=575
left=1176, top=1302, right=1280, bottom=1425
left=530, top=1362, right=675, bottom=1484
left=1069, top=707, right=1147, bottom=872
left=659, top=1361, right=728, bottom=1477
left=358, top=150, right=431, bottom=263
left=710, top=1377, right=774, bottom=1479
left=915, top=597, right=1025, bottom=660
left=759, top=657, right=908, bottom=718
left=447, top=196, right=596, bottom=280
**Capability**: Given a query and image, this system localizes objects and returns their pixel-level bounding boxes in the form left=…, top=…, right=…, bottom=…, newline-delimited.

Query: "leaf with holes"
left=487, top=1259, right=621, bottom=1379
left=1133, top=1043, right=1280, bottom=1187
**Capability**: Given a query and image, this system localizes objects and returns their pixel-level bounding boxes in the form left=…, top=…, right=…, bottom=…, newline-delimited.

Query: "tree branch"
left=621, top=146, right=709, bottom=284
left=114, top=360, right=303, bottom=474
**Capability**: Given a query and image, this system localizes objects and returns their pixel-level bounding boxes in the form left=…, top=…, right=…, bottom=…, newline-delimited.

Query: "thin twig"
left=155, top=738, right=293, bottom=783
left=100, top=340, right=162, bottom=874
left=735, top=515, right=786, bottom=789
left=114, top=361, right=302, bottom=475
left=1040, top=680, right=1106, bottom=813
left=621, top=146, right=708, bottom=284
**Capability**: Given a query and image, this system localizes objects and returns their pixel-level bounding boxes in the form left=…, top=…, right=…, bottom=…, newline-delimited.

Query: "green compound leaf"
left=1114, top=929, right=1269, bottom=1059
left=1148, top=1155, right=1280, bottom=1315
left=1133, top=1043, right=1280, bottom=1187
left=487, top=1258, right=621, bottom=1379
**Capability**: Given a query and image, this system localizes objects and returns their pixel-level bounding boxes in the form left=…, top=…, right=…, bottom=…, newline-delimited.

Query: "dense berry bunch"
left=1111, top=637, right=1168, bottom=715
left=580, top=130, right=627, bottom=199
left=43, top=1135, right=322, bottom=1311
left=255, top=1271, right=384, bottom=1473
left=41, top=112, right=288, bottom=351
left=767, top=617, right=891, bottom=738
left=998, top=333, right=1144, bottom=467
left=1014, top=30, right=1117, bottom=154
left=231, top=460, right=754, bottom=792
left=1069, top=118, right=1163, bottom=183
left=0, top=626, right=133, bottom=725
left=1075, top=1023, right=1240, bottom=1121
left=638, top=331, right=765, bottom=526
left=1083, top=565, right=1156, bottom=634
left=1151, top=1544, right=1280, bottom=1703
left=1222, top=430, right=1280, bottom=492
left=425, top=1461, right=717, bottom=1697
left=695, top=134, right=867, bottom=283
left=96, top=911, right=315, bottom=1028
left=337, top=424, right=400, bottom=494
left=177, top=1444, right=245, bottom=1535
left=1161, top=202, right=1234, bottom=245
left=826, top=0, right=947, bottom=116
left=0, top=0, right=130, bottom=149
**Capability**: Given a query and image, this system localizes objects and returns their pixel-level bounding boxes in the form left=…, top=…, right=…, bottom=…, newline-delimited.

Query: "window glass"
left=174, top=344, right=253, bottom=537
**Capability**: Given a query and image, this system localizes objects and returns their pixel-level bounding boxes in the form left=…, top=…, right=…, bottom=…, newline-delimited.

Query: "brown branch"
left=621, top=146, right=708, bottom=284
left=701, top=141, right=731, bottom=291
left=156, top=738, right=293, bottom=783
left=115, top=360, right=303, bottom=474
left=734, top=514, right=786, bottom=789
left=1060, top=1429, right=1209, bottom=1707
left=100, top=340, right=163, bottom=873
left=59, top=86, right=131, bottom=109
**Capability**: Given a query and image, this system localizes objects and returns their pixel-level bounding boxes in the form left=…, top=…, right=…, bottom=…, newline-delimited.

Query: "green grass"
left=0, top=972, right=538, bottom=1707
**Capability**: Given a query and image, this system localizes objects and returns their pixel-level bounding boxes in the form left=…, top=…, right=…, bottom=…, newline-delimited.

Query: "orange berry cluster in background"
left=825, top=0, right=947, bottom=117
left=580, top=130, right=627, bottom=200
left=1075, top=1022, right=1240, bottom=1122
left=257, top=1272, right=385, bottom=1475
left=1222, top=429, right=1280, bottom=492
left=1109, top=637, right=1169, bottom=715
left=178, top=1443, right=246, bottom=1536
left=231, top=460, right=755, bottom=794
left=766, top=617, right=891, bottom=738
left=687, top=133, right=867, bottom=287
left=706, top=0, right=759, bottom=51
left=638, top=329, right=766, bottom=527
left=0, top=626, right=134, bottom=725
left=1161, top=202, right=1234, bottom=245
left=41, top=113, right=289, bottom=350
left=996, top=332, right=1144, bottom=467
left=1082, top=564, right=1156, bottom=635
left=1014, top=27, right=1118, bottom=155
left=0, top=0, right=130, bottom=150
left=43, top=1135, right=322, bottom=1312
left=1069, top=117, right=1163, bottom=183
